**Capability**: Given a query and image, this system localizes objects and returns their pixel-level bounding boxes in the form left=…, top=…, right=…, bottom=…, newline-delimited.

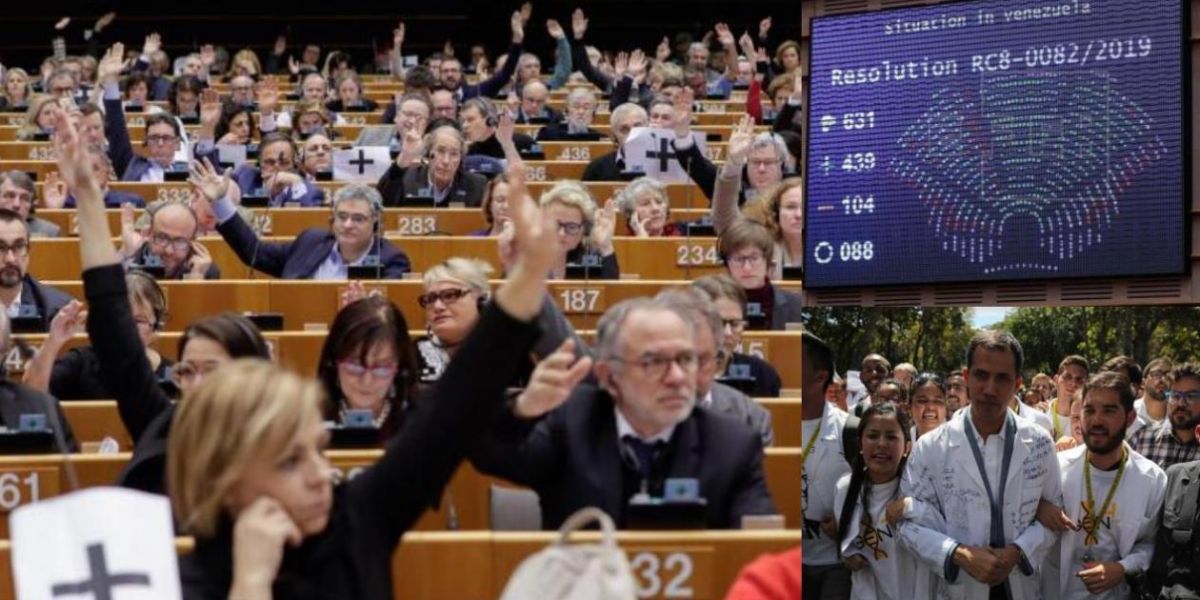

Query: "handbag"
left=499, top=507, right=637, bottom=600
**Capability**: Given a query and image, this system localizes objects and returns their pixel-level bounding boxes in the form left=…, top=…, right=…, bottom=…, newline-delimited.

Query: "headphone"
left=329, top=188, right=384, bottom=234
left=464, top=97, right=500, bottom=128
left=228, top=314, right=273, bottom=360
left=126, top=269, right=167, bottom=331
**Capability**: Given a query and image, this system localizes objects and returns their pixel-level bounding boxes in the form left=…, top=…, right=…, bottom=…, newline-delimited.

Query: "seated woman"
left=690, top=273, right=782, bottom=397
left=616, top=176, right=685, bottom=237
left=1, top=67, right=33, bottom=111
left=168, top=158, right=568, bottom=598
left=49, top=104, right=271, bottom=492
left=471, top=172, right=511, bottom=236
left=15, top=94, right=58, bottom=141
left=539, top=181, right=619, bottom=279
left=214, top=103, right=257, bottom=145
left=122, top=72, right=164, bottom=114
left=227, top=49, right=263, bottom=79
left=326, top=72, right=379, bottom=112
left=228, top=133, right=326, bottom=207
left=717, top=220, right=803, bottom=331
left=168, top=75, right=203, bottom=121
left=376, top=124, right=487, bottom=207
left=317, top=294, right=417, bottom=440
left=24, top=271, right=173, bottom=400
left=289, top=100, right=337, bottom=140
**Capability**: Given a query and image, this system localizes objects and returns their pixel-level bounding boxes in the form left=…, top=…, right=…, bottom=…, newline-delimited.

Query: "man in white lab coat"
left=801, top=332, right=853, bottom=600
left=899, top=330, right=1061, bottom=600
left=1039, top=370, right=1167, bottom=600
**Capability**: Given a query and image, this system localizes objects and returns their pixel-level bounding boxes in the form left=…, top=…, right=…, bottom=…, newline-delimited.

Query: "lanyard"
left=1050, top=400, right=1064, bottom=439
left=1081, top=446, right=1128, bottom=545
left=802, top=420, right=822, bottom=466
left=964, top=411, right=1016, bottom=599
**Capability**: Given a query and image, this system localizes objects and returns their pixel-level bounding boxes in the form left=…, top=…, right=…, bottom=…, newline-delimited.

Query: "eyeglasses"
left=749, top=158, right=781, bottom=169
left=418, top=287, right=473, bottom=309
left=171, top=362, right=217, bottom=385
left=150, top=232, right=191, bottom=253
left=1167, top=391, right=1200, bottom=404
left=611, top=351, right=699, bottom=380
left=0, top=241, right=29, bottom=258
left=146, top=134, right=178, bottom=145
left=335, top=211, right=371, bottom=226
left=338, top=360, right=398, bottom=380
left=727, top=254, right=764, bottom=268
left=556, top=221, right=584, bottom=235
left=721, top=318, right=747, bottom=332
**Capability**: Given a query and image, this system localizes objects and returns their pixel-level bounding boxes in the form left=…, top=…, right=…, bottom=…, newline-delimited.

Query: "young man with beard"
left=1049, top=355, right=1090, bottom=441
left=1131, top=363, right=1200, bottom=470
left=0, top=209, right=73, bottom=332
left=856, top=353, right=891, bottom=415
left=1038, top=371, right=1167, bottom=599
left=1129, top=358, right=1172, bottom=439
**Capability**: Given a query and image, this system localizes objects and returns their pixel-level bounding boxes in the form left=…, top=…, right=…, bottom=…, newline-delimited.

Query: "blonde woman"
left=538, top=180, right=619, bottom=279
left=15, top=94, right=59, bottom=140
left=1, top=67, right=32, bottom=110
left=169, top=160, right=574, bottom=598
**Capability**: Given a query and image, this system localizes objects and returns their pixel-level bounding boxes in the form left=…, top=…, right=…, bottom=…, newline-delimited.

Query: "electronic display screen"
left=804, top=0, right=1185, bottom=288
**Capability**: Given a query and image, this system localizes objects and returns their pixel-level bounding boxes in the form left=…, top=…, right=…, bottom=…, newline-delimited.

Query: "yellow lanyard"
left=801, top=421, right=822, bottom=466
left=1050, top=400, right=1064, bottom=439
left=1081, top=446, right=1127, bottom=546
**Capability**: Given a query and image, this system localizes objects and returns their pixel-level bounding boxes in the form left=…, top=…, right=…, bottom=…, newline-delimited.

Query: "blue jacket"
left=215, top=211, right=410, bottom=279
left=232, top=164, right=326, bottom=207
left=63, top=190, right=146, bottom=209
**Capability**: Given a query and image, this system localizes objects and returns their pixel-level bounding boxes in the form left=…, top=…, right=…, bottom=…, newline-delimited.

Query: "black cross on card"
left=349, top=148, right=376, bottom=175
left=644, top=136, right=677, bottom=172
left=51, top=543, right=150, bottom=600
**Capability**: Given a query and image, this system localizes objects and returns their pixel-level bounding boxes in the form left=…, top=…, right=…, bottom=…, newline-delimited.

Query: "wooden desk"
left=0, top=530, right=799, bottom=599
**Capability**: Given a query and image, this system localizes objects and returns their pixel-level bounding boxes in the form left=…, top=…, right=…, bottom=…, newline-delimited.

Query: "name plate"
left=674, top=242, right=720, bottom=267
left=0, top=468, right=61, bottom=512
left=554, top=145, right=593, bottom=161
left=394, top=213, right=440, bottom=236
left=735, top=338, right=770, bottom=361
left=554, top=285, right=606, bottom=314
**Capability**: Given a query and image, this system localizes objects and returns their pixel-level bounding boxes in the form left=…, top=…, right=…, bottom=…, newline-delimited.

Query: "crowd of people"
left=0, top=7, right=805, bottom=598
left=803, top=331, right=1200, bottom=599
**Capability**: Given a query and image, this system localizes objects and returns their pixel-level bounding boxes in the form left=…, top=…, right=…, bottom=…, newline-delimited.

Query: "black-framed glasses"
left=335, top=211, right=371, bottom=226
left=338, top=360, right=398, bottom=380
left=1167, top=391, right=1200, bottom=404
left=0, top=241, right=29, bottom=258
left=146, top=134, right=178, bottom=145
left=150, top=232, right=191, bottom=253
left=418, top=287, right=473, bottom=309
left=611, top=351, right=699, bottom=380
left=556, top=221, right=584, bottom=235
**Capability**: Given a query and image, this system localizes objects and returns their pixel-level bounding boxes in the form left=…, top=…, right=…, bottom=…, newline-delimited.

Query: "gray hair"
left=0, top=171, right=35, bottom=196
left=609, top=102, right=647, bottom=128
left=566, top=87, right=597, bottom=107
left=749, top=132, right=791, bottom=165
left=615, top=176, right=668, bottom=220
left=654, top=287, right=723, bottom=351
left=595, top=297, right=692, bottom=360
left=332, top=184, right=383, bottom=221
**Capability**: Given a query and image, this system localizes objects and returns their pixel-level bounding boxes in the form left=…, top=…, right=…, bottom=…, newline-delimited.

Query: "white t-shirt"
left=834, top=476, right=917, bottom=600
left=802, top=403, right=851, bottom=566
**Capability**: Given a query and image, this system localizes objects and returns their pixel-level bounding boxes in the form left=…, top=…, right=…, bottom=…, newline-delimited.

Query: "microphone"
left=38, top=390, right=79, bottom=491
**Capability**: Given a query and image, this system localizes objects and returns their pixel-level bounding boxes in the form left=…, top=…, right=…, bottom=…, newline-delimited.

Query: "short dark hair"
left=404, top=65, right=439, bottom=94
left=1145, top=357, right=1173, bottom=376
left=1100, top=355, right=1142, bottom=385
left=144, top=113, right=181, bottom=138
left=965, top=330, right=1024, bottom=377
left=1083, top=371, right=1135, bottom=413
left=0, top=208, right=30, bottom=241
left=802, top=331, right=835, bottom=393
left=1171, top=362, right=1200, bottom=386
left=1058, top=355, right=1089, bottom=374
left=178, top=313, right=270, bottom=362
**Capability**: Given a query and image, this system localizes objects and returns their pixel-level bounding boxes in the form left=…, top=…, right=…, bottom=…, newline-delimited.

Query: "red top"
left=723, top=546, right=801, bottom=600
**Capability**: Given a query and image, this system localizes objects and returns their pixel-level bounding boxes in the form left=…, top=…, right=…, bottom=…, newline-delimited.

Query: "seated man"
left=0, top=309, right=78, bottom=451
left=473, top=295, right=776, bottom=529
left=691, top=274, right=782, bottom=398
left=536, top=87, right=605, bottom=141
left=461, top=97, right=534, bottom=159
left=581, top=102, right=647, bottom=181
left=0, top=171, right=59, bottom=238
left=191, top=162, right=410, bottom=279
left=51, top=144, right=146, bottom=209
left=377, top=124, right=487, bottom=207
left=514, top=80, right=561, bottom=124
left=122, top=201, right=220, bottom=280
left=97, top=46, right=188, bottom=183
left=0, top=209, right=73, bottom=332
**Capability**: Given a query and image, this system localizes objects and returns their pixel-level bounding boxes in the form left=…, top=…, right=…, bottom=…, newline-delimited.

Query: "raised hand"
left=339, top=280, right=368, bottom=309
left=273, top=35, right=287, bottom=57
left=199, top=88, right=222, bottom=132
left=287, top=55, right=300, bottom=75
left=510, top=9, right=526, bottom=44
left=496, top=110, right=515, bottom=148
left=118, top=202, right=146, bottom=260
left=546, top=19, right=565, bottom=40
left=656, top=36, right=671, bottom=62
left=519, top=2, right=533, bottom=24
left=142, top=33, right=162, bottom=57
left=95, top=12, right=116, bottom=32
left=738, top=31, right=757, bottom=61
left=443, top=39, right=455, bottom=58
left=612, top=52, right=628, bottom=80
left=393, top=22, right=405, bottom=50
left=671, top=87, right=694, bottom=138
left=789, top=67, right=804, bottom=104
left=189, top=158, right=231, bottom=202
left=42, top=172, right=68, bottom=209
left=49, top=107, right=100, bottom=204
left=627, top=49, right=647, bottom=83
left=255, top=79, right=279, bottom=114
left=759, top=16, right=772, bottom=39
left=505, top=160, right=557, bottom=275
left=590, top=198, right=617, bottom=255
left=200, top=44, right=216, bottom=68
left=571, top=8, right=588, bottom=41
left=97, top=43, right=127, bottom=84
left=726, top=114, right=755, bottom=166
left=714, top=22, right=736, bottom=48
left=515, top=338, right=593, bottom=418
left=47, top=300, right=87, bottom=344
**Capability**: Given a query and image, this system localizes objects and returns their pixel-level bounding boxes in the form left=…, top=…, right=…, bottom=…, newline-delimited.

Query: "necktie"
left=623, top=436, right=666, bottom=479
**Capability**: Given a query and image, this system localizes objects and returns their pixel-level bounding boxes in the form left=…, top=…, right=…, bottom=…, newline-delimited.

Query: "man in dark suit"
left=0, top=210, right=73, bottom=332
left=57, top=145, right=147, bottom=209
left=0, top=310, right=77, bottom=451
left=193, top=162, right=410, bottom=279
left=377, top=125, right=487, bottom=207
left=582, top=103, right=648, bottom=182
left=97, top=48, right=189, bottom=183
left=439, top=9, right=525, bottom=102
left=514, top=80, right=562, bottom=125
left=126, top=202, right=221, bottom=280
left=535, top=88, right=605, bottom=142
left=474, top=296, right=776, bottom=529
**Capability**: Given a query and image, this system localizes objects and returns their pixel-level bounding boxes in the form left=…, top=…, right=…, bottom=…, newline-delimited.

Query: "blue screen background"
left=804, top=0, right=1185, bottom=288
